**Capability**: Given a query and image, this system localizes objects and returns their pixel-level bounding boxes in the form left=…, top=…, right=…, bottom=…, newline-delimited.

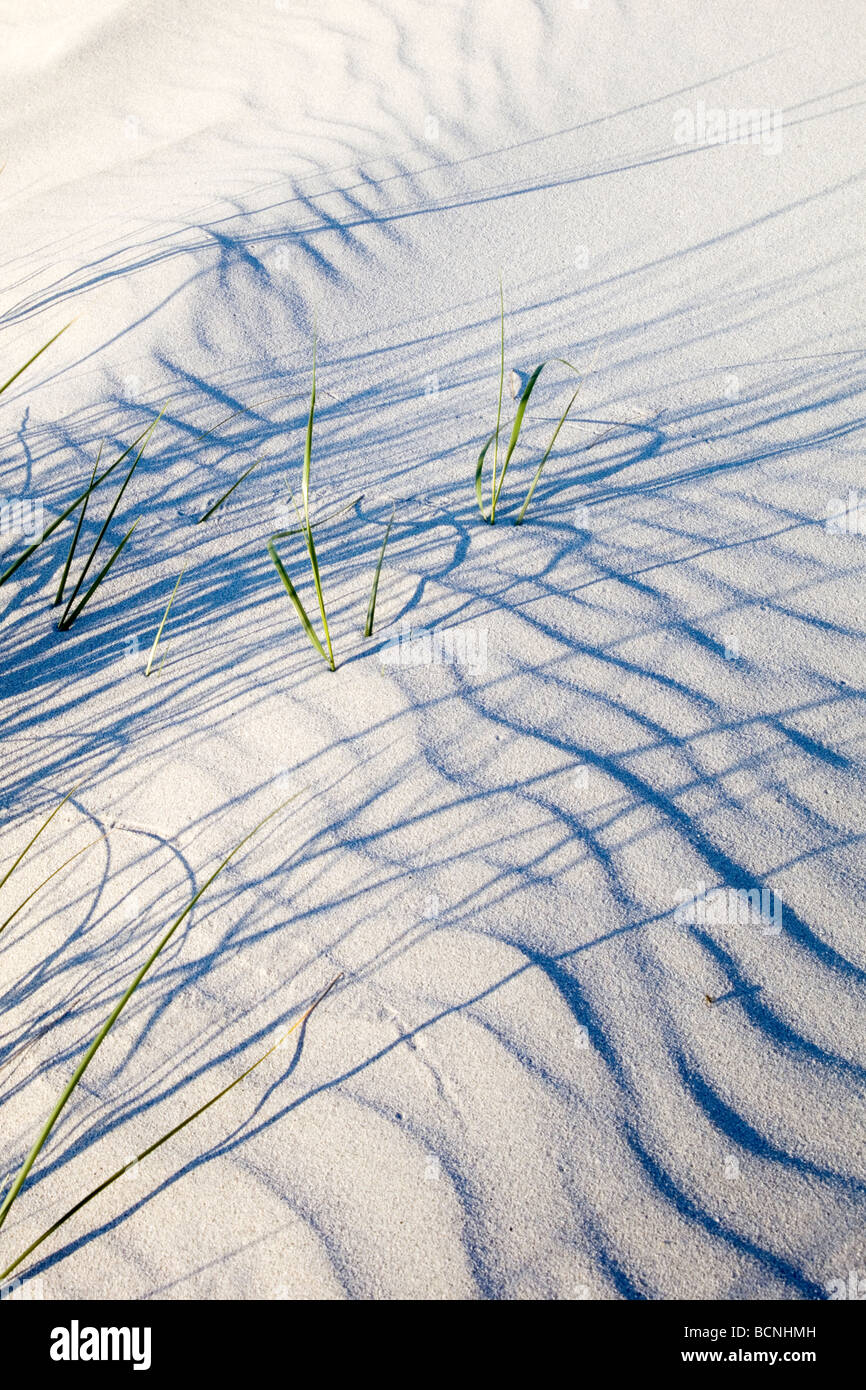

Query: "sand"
left=1, top=0, right=864, bottom=1300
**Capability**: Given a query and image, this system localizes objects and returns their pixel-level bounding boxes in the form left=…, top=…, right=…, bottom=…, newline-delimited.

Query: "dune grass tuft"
left=0, top=408, right=165, bottom=591
left=475, top=285, right=589, bottom=525
left=268, top=341, right=339, bottom=670
left=55, top=409, right=166, bottom=630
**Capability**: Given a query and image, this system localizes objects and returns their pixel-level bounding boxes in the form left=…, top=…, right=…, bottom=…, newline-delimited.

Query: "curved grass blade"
left=480, top=350, right=585, bottom=522
left=267, top=537, right=329, bottom=665
left=513, top=383, right=583, bottom=526
left=0, top=414, right=161, bottom=588
left=272, top=492, right=363, bottom=540
left=475, top=431, right=497, bottom=523
left=54, top=445, right=102, bottom=607
left=0, top=322, right=72, bottom=399
left=145, top=565, right=187, bottom=677
left=0, top=834, right=108, bottom=939
left=0, top=784, right=82, bottom=895
left=489, top=360, right=546, bottom=520
left=196, top=456, right=263, bottom=524
left=0, top=975, right=342, bottom=1282
left=364, top=507, right=394, bottom=637
left=191, top=389, right=288, bottom=447
left=0, top=792, right=304, bottom=1235
left=57, top=518, right=140, bottom=631
left=512, top=346, right=599, bottom=525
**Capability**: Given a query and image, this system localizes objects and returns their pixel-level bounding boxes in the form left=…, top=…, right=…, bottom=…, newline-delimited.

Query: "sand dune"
left=1, top=0, right=864, bottom=1299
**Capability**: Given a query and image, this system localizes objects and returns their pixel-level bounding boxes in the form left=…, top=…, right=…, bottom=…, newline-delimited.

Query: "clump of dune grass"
left=0, top=792, right=302, bottom=1240
left=55, top=409, right=166, bottom=631
left=475, top=282, right=590, bottom=525
left=267, top=342, right=400, bottom=667
left=268, top=342, right=343, bottom=671
left=0, top=974, right=341, bottom=1282
left=0, top=408, right=165, bottom=595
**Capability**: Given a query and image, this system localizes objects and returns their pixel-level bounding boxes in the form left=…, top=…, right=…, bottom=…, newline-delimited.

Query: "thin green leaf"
left=302, top=337, right=316, bottom=524
left=196, top=456, right=264, bottom=524
left=0, top=792, right=304, bottom=1235
left=54, top=445, right=102, bottom=607
left=0, top=785, right=82, bottom=895
left=364, top=507, right=394, bottom=637
left=267, top=537, right=329, bottom=665
left=490, top=360, right=546, bottom=518
left=513, top=382, right=584, bottom=526
left=57, top=518, right=140, bottom=631
left=0, top=833, right=108, bottom=938
left=145, top=565, right=187, bottom=677
left=0, top=322, right=72, bottom=399
left=273, top=493, right=363, bottom=540
left=0, top=974, right=341, bottom=1283
left=512, top=347, right=598, bottom=524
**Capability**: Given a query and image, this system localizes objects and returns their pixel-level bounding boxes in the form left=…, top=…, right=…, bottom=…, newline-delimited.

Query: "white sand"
left=1, top=0, right=864, bottom=1300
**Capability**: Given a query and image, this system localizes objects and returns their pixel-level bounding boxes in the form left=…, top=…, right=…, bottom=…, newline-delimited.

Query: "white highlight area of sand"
left=0, top=0, right=864, bottom=1299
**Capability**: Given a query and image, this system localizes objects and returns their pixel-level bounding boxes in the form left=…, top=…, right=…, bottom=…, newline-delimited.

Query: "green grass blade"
left=475, top=431, right=496, bottom=522
left=0, top=792, right=304, bottom=1235
left=0, top=322, right=72, bottom=399
left=0, top=975, right=341, bottom=1283
left=0, top=834, right=108, bottom=939
left=191, top=389, right=287, bottom=447
left=490, top=360, right=546, bottom=517
left=145, top=564, right=187, bottom=677
left=513, top=382, right=584, bottom=526
left=196, top=456, right=264, bottom=524
left=275, top=493, right=363, bottom=540
left=301, top=524, right=335, bottom=670
left=0, top=785, right=82, bottom=894
left=54, top=446, right=102, bottom=607
left=57, top=519, right=140, bottom=631
left=0, top=414, right=162, bottom=588
left=364, top=507, right=394, bottom=637
left=267, top=537, right=329, bottom=665
left=302, top=338, right=316, bottom=524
